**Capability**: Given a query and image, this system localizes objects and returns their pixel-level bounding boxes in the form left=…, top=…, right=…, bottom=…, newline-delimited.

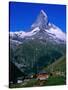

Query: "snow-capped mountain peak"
left=40, top=10, right=48, bottom=18
left=10, top=10, right=66, bottom=45
left=31, top=10, right=48, bottom=29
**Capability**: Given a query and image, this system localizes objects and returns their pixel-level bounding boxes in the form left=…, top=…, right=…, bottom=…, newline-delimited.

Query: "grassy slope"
left=10, top=76, right=66, bottom=88
left=44, top=55, right=66, bottom=72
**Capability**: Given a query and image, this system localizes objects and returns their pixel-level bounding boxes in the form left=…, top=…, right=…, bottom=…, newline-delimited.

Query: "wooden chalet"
left=36, top=71, right=49, bottom=80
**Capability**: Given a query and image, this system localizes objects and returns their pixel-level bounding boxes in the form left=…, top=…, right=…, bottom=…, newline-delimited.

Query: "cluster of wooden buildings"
left=9, top=60, right=49, bottom=86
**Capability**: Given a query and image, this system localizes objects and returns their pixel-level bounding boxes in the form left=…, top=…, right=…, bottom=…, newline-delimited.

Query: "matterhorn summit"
left=10, top=10, right=66, bottom=45
left=31, top=10, right=48, bottom=29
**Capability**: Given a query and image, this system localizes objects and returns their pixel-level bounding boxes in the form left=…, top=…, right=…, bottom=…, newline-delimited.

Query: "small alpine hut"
left=36, top=71, right=49, bottom=80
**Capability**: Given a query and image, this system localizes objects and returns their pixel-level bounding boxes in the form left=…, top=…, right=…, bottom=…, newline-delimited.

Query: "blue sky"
left=9, top=2, right=66, bottom=32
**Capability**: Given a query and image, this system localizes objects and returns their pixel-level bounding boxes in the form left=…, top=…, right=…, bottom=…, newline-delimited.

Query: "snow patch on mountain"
left=10, top=27, right=40, bottom=39
left=10, top=39, right=22, bottom=44
left=10, top=31, right=26, bottom=38
left=25, top=27, right=40, bottom=36
left=45, top=25, right=66, bottom=41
